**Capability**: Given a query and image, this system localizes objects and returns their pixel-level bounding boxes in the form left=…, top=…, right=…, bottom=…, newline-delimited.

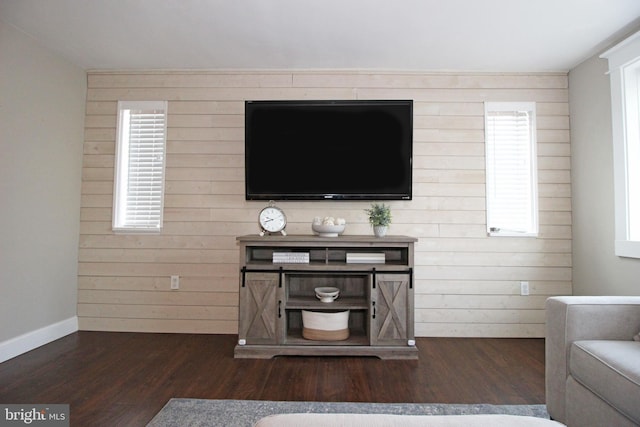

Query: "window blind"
left=113, top=101, right=167, bottom=232
left=485, top=102, right=538, bottom=236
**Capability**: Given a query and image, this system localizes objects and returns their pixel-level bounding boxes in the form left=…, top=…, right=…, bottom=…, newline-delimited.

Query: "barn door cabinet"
left=235, top=234, right=418, bottom=359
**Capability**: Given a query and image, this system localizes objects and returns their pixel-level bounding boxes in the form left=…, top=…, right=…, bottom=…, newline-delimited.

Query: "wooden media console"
left=235, top=234, right=418, bottom=359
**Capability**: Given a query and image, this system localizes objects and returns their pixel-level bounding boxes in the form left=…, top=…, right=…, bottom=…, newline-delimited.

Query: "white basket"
left=301, top=310, right=350, bottom=341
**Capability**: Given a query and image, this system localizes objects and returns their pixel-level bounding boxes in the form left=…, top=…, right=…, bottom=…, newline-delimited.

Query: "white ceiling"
left=2, top=0, right=640, bottom=72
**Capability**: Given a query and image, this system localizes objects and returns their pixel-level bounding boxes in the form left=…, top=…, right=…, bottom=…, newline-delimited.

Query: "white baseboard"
left=0, top=316, right=78, bottom=363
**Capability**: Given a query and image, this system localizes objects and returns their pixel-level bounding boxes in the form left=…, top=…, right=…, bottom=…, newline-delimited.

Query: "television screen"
left=245, top=100, right=413, bottom=200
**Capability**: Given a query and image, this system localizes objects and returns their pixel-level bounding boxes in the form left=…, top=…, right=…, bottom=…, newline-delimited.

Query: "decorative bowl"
left=315, top=286, right=340, bottom=303
left=312, top=223, right=346, bottom=237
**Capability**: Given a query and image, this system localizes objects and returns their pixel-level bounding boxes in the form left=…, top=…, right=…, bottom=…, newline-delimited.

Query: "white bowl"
left=312, top=223, right=346, bottom=237
left=315, top=286, right=340, bottom=302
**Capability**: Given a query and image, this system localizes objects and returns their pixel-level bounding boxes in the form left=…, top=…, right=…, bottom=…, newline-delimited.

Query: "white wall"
left=569, top=46, right=640, bottom=295
left=0, top=20, right=86, bottom=353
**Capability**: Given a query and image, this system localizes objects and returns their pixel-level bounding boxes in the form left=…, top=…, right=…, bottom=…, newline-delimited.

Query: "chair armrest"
left=545, top=296, right=640, bottom=423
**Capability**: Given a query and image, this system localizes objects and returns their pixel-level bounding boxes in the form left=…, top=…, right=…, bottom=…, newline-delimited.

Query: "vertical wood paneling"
left=78, top=70, right=571, bottom=337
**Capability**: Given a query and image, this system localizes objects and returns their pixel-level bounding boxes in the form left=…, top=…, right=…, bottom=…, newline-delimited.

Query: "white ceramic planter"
left=373, top=225, right=388, bottom=237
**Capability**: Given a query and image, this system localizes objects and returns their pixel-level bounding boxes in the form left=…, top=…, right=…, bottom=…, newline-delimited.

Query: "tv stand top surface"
left=237, top=234, right=418, bottom=244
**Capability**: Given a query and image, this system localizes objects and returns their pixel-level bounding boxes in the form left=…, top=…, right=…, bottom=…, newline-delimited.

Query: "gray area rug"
left=147, top=399, right=550, bottom=427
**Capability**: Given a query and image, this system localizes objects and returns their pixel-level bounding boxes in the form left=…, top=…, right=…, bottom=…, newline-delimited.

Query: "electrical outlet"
left=520, top=281, right=530, bottom=296
left=171, top=275, right=180, bottom=290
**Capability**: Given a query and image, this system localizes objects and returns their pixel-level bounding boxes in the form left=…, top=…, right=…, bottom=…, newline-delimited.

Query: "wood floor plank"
left=0, top=332, right=545, bottom=426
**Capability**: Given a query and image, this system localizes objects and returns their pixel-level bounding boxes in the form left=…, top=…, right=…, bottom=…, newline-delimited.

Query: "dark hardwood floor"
left=0, top=332, right=545, bottom=426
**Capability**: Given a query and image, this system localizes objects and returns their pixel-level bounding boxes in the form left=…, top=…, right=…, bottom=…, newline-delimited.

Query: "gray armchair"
left=545, top=296, right=640, bottom=426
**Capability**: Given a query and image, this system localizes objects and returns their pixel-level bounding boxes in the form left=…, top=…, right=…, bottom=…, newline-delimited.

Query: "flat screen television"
left=245, top=100, right=413, bottom=200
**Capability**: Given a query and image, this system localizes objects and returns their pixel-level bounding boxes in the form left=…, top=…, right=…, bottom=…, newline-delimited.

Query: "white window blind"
left=113, top=101, right=168, bottom=232
left=485, top=102, right=538, bottom=236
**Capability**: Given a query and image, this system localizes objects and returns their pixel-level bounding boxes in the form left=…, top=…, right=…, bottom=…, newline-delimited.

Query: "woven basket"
left=302, top=310, right=350, bottom=341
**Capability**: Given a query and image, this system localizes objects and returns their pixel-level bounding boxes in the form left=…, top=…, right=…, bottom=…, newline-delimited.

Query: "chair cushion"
left=570, top=340, right=640, bottom=423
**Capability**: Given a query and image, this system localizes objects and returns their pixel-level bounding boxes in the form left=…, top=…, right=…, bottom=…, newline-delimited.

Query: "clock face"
left=259, top=207, right=286, bottom=233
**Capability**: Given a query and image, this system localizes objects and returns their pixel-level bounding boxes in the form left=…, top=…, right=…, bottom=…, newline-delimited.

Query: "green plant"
left=365, top=203, right=392, bottom=227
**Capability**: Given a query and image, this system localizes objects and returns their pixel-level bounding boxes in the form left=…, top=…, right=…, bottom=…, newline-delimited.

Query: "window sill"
left=113, top=227, right=162, bottom=235
left=615, top=240, right=640, bottom=259
left=488, top=231, right=538, bottom=238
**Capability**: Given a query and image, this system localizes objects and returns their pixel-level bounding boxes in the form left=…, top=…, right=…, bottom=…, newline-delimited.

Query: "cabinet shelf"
left=286, top=296, right=368, bottom=310
left=235, top=234, right=418, bottom=359
left=285, top=328, right=369, bottom=346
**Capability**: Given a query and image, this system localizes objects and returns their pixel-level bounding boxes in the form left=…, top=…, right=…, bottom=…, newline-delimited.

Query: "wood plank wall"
left=78, top=71, right=571, bottom=337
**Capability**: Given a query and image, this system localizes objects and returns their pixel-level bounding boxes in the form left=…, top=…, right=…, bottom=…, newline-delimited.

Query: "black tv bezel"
left=244, top=99, right=413, bottom=201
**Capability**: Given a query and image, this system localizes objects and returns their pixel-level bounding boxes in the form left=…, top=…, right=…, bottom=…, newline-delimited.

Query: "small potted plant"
left=365, top=203, right=392, bottom=237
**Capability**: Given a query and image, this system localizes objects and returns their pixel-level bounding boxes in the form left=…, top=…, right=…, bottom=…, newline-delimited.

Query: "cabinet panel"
left=238, top=272, right=280, bottom=345
left=372, top=273, right=412, bottom=346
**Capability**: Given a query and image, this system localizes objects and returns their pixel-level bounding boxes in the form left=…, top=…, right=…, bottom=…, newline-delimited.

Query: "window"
left=113, top=101, right=168, bottom=232
left=484, top=102, right=538, bottom=236
left=601, top=31, right=640, bottom=258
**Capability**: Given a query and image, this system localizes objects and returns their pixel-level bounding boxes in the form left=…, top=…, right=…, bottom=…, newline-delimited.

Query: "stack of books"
left=346, top=252, right=386, bottom=264
left=272, top=252, right=310, bottom=264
